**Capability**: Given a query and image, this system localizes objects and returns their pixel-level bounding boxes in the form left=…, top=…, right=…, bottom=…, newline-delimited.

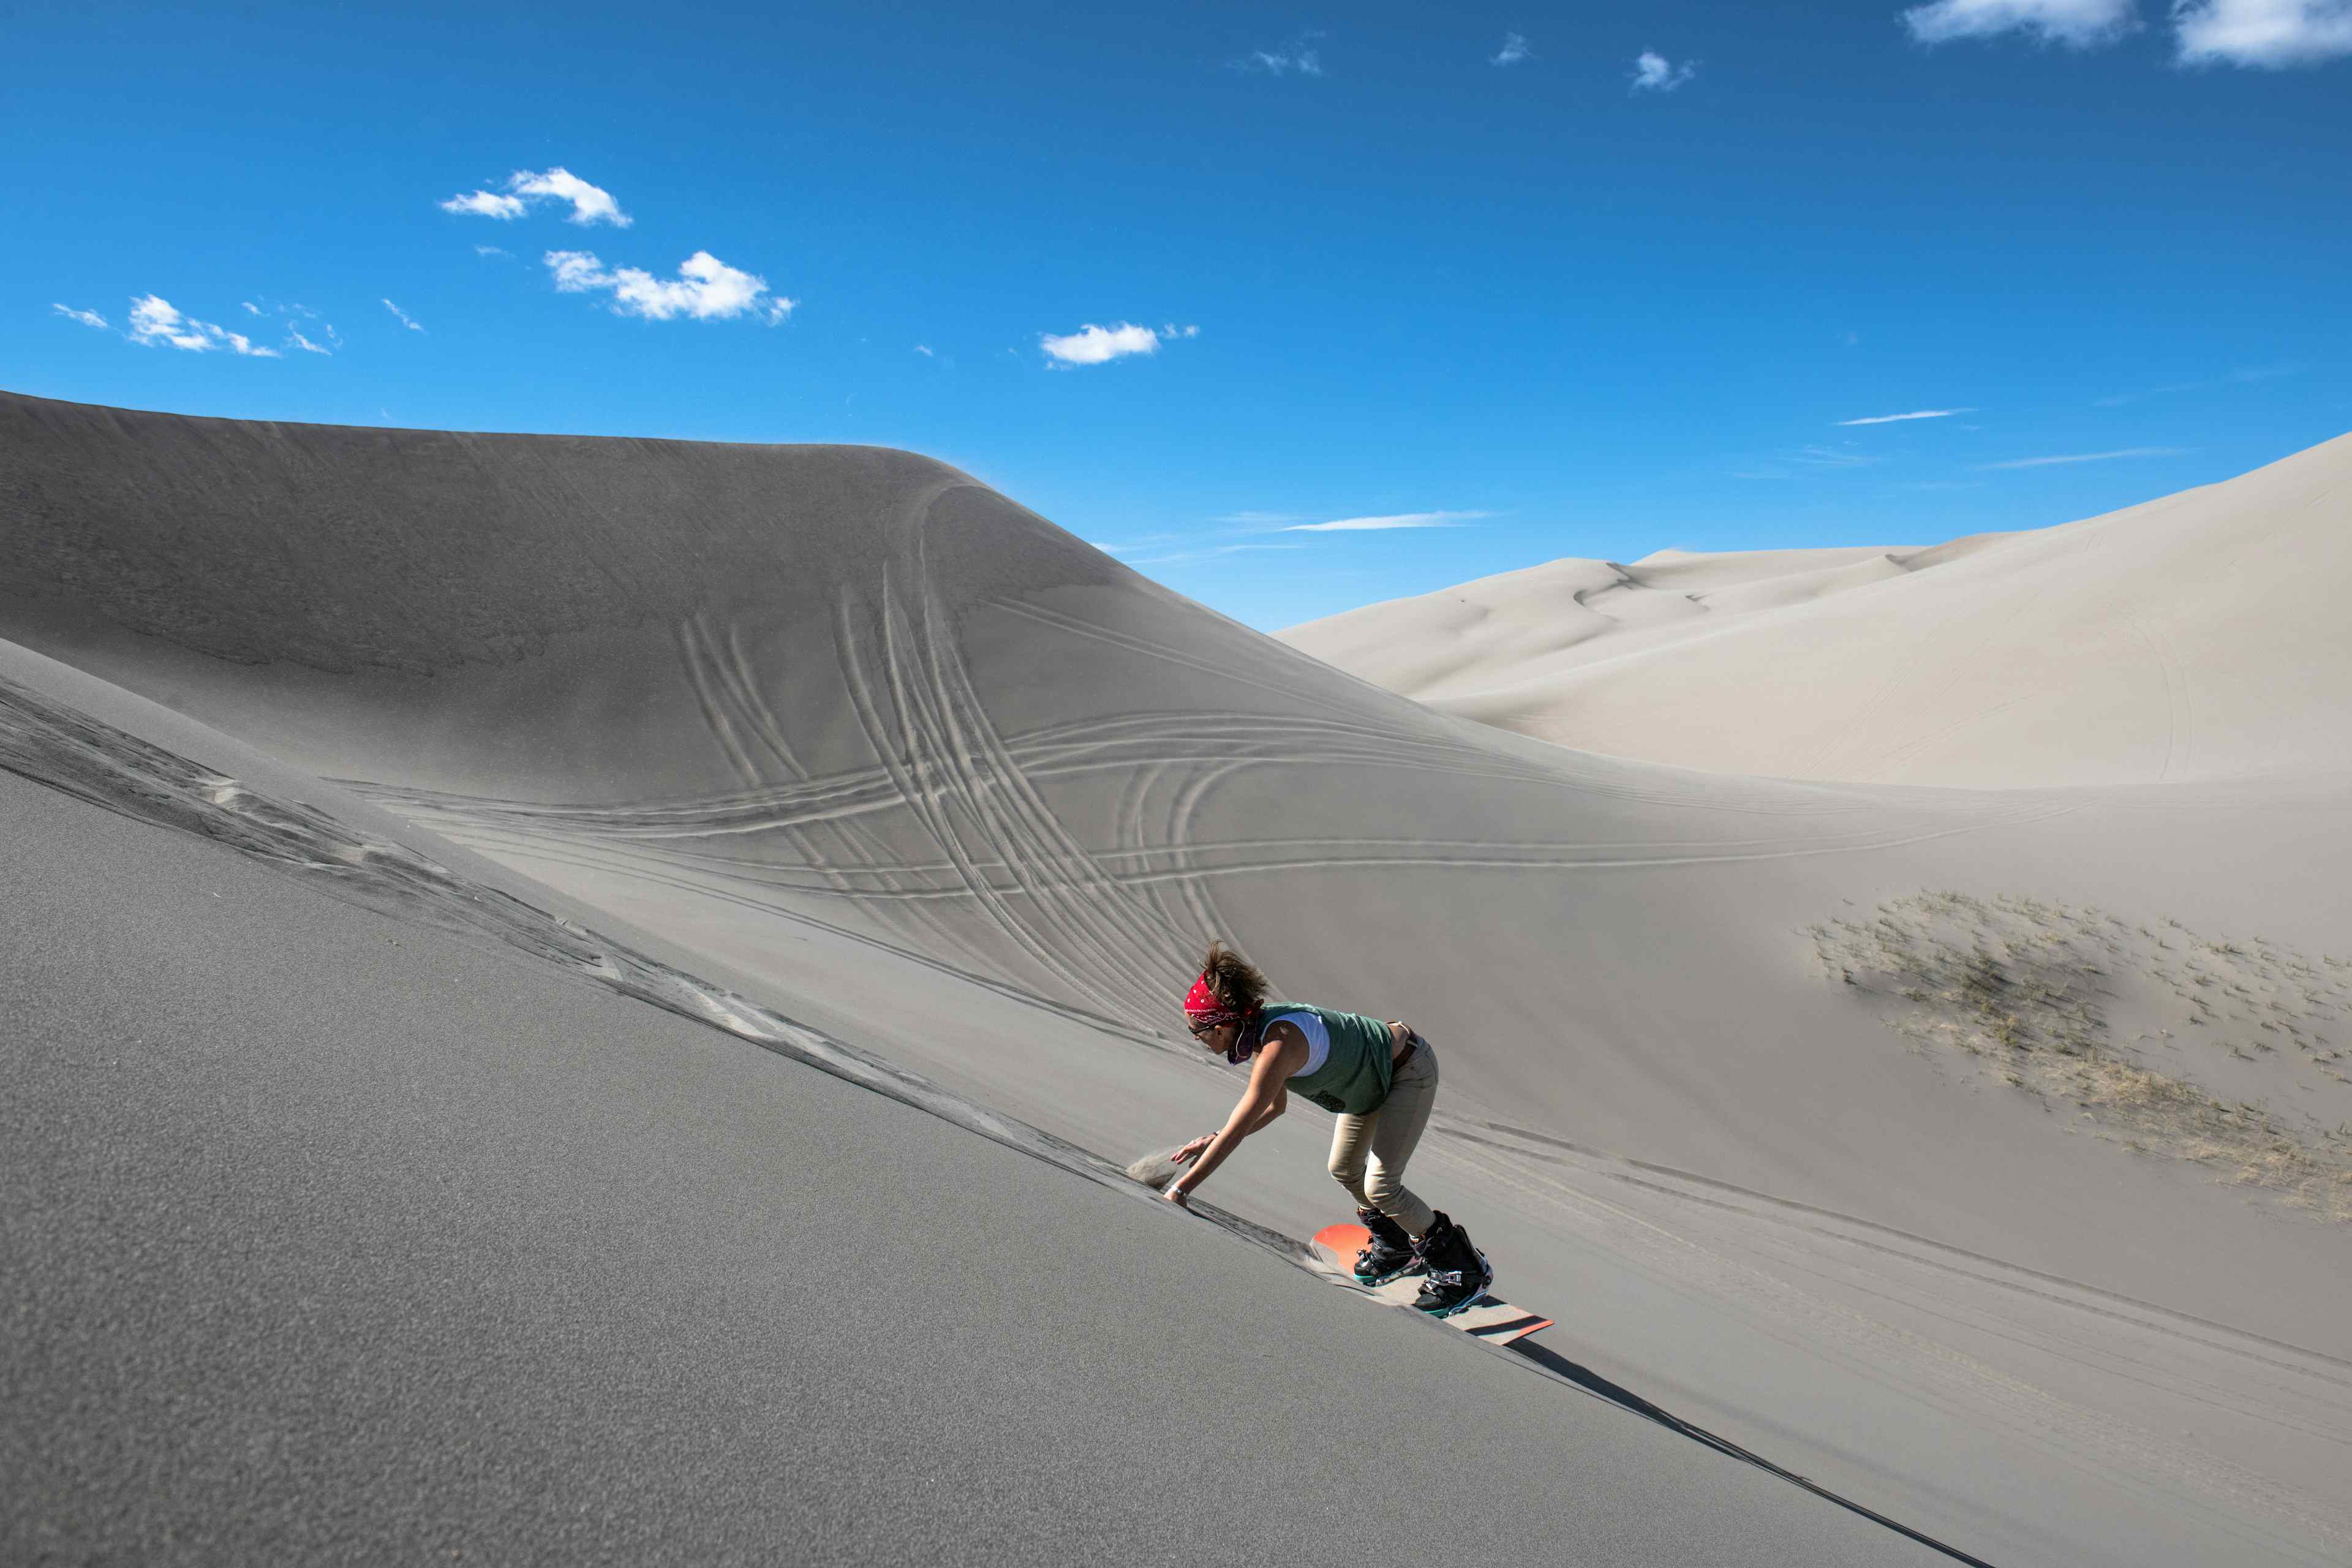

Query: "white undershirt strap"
left=1265, top=1007, right=1330, bottom=1079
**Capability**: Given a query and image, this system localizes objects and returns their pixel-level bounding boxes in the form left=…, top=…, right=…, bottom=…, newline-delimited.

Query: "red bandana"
left=1183, top=973, right=1254, bottom=1028
left=1186, top=973, right=1266, bottom=1063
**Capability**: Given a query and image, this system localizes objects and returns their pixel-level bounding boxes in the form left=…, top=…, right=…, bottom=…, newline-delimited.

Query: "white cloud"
left=1215, top=510, right=1302, bottom=525
left=1977, top=446, right=2188, bottom=469
left=1492, top=32, right=1532, bottom=64
left=128, top=296, right=209, bottom=350
left=1836, top=407, right=1976, bottom=424
left=914, top=343, right=933, bottom=356
left=287, top=328, right=333, bottom=355
left=475, top=244, right=511, bottom=258
left=51, top=303, right=108, bottom=329
left=1284, top=510, right=1491, bottom=532
left=441, top=189, right=529, bottom=219
left=546, top=248, right=793, bottom=323
left=1630, top=50, right=1697, bottom=90
left=1039, top=321, right=1164, bottom=365
left=2174, top=0, right=2352, bottom=62
left=441, top=167, right=630, bottom=226
left=126, top=295, right=280, bottom=356
left=382, top=298, right=424, bottom=332
left=509, top=168, right=630, bottom=226
left=1902, top=0, right=2136, bottom=45
left=1161, top=322, right=1200, bottom=339
left=1238, top=32, right=1327, bottom=75
left=241, top=301, right=262, bottom=316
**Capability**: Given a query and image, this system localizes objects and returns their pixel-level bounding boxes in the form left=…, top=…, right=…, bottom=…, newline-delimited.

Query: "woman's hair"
left=1198, top=939, right=1268, bottom=1014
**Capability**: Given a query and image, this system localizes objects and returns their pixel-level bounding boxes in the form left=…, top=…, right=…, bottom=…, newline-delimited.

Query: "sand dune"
left=1280, top=434, right=2352, bottom=787
left=5, top=391, right=2350, bottom=1566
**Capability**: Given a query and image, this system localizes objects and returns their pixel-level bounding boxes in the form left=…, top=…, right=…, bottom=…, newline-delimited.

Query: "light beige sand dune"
left=1280, top=435, right=2352, bottom=787
left=5, top=392, right=2350, bottom=1566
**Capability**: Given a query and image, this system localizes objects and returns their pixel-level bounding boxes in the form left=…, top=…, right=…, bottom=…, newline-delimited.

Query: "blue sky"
left=7, top=1, right=2347, bottom=630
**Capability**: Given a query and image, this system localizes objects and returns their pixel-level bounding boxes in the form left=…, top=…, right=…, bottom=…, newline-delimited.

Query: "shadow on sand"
left=1509, top=1337, right=1998, bottom=1567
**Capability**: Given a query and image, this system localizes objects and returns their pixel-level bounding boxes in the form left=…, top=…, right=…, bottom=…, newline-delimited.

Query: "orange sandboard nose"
left=1313, top=1222, right=1373, bottom=1262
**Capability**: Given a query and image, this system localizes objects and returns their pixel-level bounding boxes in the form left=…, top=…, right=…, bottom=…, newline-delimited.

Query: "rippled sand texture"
left=5, top=391, right=2349, bottom=1566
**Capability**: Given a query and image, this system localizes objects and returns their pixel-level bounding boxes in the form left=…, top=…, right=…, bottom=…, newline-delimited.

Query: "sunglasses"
left=1187, top=1018, right=1226, bottom=1038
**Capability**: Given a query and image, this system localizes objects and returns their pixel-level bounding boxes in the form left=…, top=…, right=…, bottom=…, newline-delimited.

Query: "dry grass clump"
left=1809, top=892, right=2352, bottom=1221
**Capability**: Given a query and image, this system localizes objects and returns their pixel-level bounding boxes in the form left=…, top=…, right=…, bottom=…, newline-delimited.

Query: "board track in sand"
left=5, top=391, right=2349, bottom=1566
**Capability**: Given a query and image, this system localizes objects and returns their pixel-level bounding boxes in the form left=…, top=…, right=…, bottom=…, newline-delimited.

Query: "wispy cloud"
left=474, top=244, right=511, bottom=258
left=1836, top=407, right=1975, bottom=425
left=126, top=295, right=280, bottom=356
left=382, top=298, right=424, bottom=333
left=234, top=299, right=342, bottom=355
left=1630, top=50, right=1697, bottom=91
left=2094, top=364, right=2297, bottom=405
left=1902, top=0, right=2136, bottom=45
left=440, top=167, right=630, bottom=227
left=1491, top=31, right=1532, bottom=64
left=1977, top=446, right=2189, bottom=469
left=51, top=303, right=108, bottom=329
left=2176, top=0, right=2352, bottom=64
left=1121, top=542, right=1310, bottom=567
left=1215, top=510, right=1303, bottom=525
left=1039, top=320, right=1196, bottom=366
left=1284, top=510, right=1491, bottom=532
left=546, top=249, right=793, bottom=323
left=914, top=344, right=933, bottom=356
left=1236, top=32, right=1327, bottom=75
left=1795, top=444, right=1880, bottom=468
left=1732, top=443, right=1883, bottom=480
left=1087, top=533, right=1182, bottom=555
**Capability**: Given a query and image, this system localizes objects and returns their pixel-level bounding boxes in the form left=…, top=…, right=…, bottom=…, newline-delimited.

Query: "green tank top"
left=1264, top=1004, right=1396, bottom=1115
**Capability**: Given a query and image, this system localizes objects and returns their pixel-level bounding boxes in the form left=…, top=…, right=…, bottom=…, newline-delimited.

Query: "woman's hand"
left=1170, top=1134, right=1216, bottom=1166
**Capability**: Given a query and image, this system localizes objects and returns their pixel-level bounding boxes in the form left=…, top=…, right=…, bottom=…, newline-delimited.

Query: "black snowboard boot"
left=1411, top=1211, right=1493, bottom=1317
left=1352, top=1207, right=1422, bottom=1285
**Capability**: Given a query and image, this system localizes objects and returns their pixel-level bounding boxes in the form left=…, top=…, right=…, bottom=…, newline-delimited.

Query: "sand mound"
left=6, top=391, right=2350, bottom=1565
left=1279, top=434, right=2352, bottom=788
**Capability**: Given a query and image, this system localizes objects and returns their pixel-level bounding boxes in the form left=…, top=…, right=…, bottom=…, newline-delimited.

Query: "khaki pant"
left=1326, top=1032, right=1438, bottom=1238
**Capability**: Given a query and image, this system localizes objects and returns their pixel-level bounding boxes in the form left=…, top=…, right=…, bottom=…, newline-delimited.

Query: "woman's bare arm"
left=1167, top=1029, right=1304, bottom=1198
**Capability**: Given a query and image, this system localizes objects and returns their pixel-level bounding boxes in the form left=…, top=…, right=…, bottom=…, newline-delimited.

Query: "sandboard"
left=1312, top=1223, right=1555, bottom=1347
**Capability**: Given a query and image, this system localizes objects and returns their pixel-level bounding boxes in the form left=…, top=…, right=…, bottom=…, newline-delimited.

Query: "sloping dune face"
left=9, top=393, right=2352, bottom=1567
left=1279, top=434, right=2352, bottom=788
left=2, top=391, right=2054, bottom=1046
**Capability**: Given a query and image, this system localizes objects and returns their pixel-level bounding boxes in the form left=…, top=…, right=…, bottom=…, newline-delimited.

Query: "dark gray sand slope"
left=6, top=391, right=2350, bottom=1564
left=0, top=734, right=1940, bottom=1567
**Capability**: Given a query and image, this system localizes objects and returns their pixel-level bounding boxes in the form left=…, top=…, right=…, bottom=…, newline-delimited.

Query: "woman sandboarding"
left=1159, top=941, right=1494, bottom=1316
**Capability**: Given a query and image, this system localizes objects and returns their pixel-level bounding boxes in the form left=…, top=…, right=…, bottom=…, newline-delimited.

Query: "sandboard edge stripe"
left=1467, top=1314, right=1551, bottom=1339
